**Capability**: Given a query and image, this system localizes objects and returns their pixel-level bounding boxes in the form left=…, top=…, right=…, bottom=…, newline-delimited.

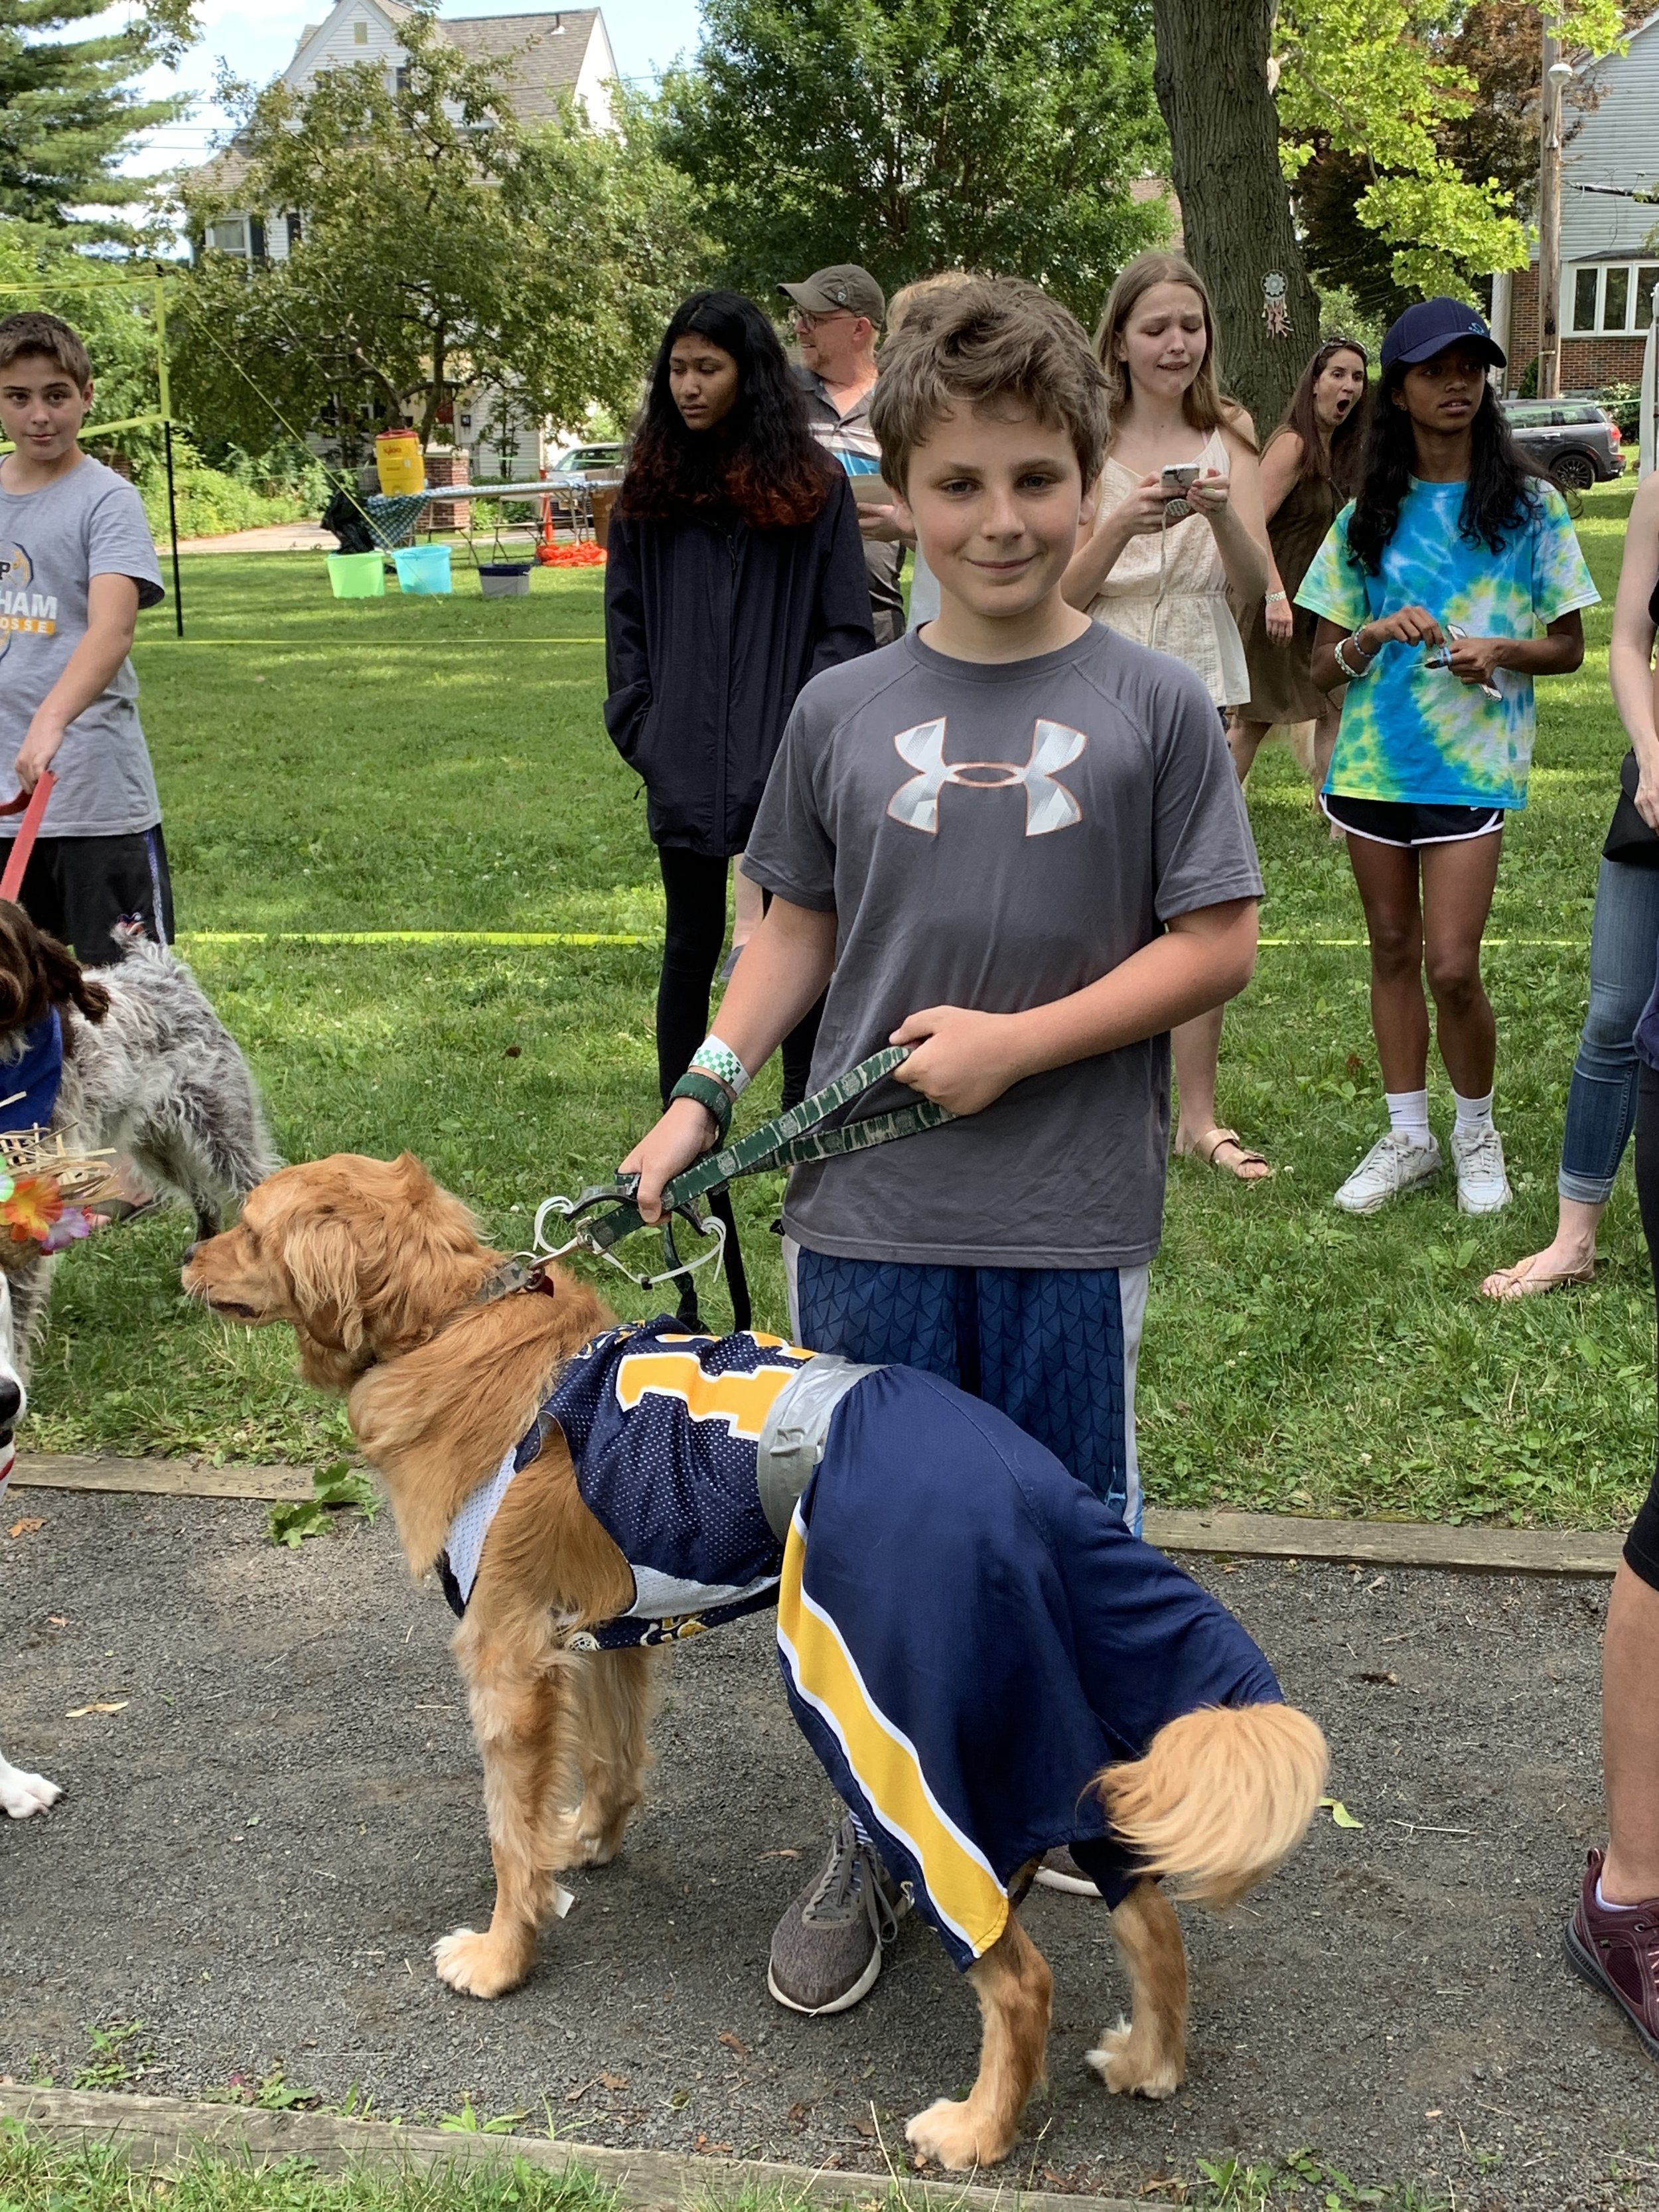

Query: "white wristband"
left=689, top=1034, right=749, bottom=1098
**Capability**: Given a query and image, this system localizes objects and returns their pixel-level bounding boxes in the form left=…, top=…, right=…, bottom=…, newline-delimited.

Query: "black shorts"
left=1321, top=792, right=1506, bottom=848
left=5, top=826, right=175, bottom=967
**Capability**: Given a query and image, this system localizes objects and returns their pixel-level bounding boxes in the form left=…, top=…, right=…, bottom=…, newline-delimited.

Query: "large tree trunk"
left=1152, top=0, right=1320, bottom=435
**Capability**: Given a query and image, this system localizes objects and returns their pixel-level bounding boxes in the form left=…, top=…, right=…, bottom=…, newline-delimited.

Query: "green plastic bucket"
left=394, top=543, right=452, bottom=595
left=327, top=552, right=386, bottom=599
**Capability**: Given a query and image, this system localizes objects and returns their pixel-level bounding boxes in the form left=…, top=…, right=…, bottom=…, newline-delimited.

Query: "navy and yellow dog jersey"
left=440, top=1317, right=1282, bottom=1972
left=439, top=1318, right=816, bottom=1643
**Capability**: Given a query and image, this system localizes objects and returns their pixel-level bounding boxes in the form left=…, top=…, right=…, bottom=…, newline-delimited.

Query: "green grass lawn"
left=23, top=492, right=1656, bottom=1528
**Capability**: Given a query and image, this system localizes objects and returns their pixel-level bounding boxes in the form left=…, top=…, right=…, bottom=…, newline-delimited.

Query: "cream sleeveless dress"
left=1087, top=427, right=1250, bottom=709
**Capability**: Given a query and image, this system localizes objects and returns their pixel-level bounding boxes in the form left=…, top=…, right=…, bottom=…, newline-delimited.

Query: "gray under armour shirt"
left=0, top=455, right=165, bottom=838
left=741, top=624, right=1263, bottom=1268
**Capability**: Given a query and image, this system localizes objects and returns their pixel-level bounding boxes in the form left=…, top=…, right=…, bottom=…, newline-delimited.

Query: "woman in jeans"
left=605, top=291, right=873, bottom=1116
left=1483, top=468, right=1659, bottom=1296
left=1565, top=478, right=1659, bottom=2050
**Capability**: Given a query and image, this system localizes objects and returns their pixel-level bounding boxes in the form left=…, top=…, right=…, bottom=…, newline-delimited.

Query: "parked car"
left=548, top=441, right=625, bottom=485
left=542, top=441, right=625, bottom=526
left=1500, top=398, right=1624, bottom=491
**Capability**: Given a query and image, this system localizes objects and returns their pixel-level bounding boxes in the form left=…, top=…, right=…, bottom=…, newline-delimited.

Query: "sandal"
left=1479, top=1250, right=1595, bottom=1301
left=1179, top=1127, right=1273, bottom=1182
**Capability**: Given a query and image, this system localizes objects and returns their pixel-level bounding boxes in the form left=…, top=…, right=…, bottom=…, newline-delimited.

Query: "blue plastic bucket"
left=394, top=543, right=452, bottom=595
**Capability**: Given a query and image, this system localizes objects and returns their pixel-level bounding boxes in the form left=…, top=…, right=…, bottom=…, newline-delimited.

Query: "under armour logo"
left=886, top=719, right=1087, bottom=837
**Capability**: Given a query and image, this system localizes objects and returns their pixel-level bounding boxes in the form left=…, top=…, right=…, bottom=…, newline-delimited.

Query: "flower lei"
left=0, top=1171, right=93, bottom=1252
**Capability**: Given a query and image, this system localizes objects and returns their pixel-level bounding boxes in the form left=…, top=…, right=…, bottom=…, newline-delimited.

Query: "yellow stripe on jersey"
left=776, top=1517, right=1009, bottom=1960
left=614, top=1347, right=812, bottom=1439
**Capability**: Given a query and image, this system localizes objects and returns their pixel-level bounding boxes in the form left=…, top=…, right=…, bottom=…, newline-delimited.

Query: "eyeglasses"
left=794, top=309, right=854, bottom=332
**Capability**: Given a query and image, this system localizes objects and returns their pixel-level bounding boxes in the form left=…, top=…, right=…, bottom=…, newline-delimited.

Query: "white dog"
left=0, top=1271, right=59, bottom=1818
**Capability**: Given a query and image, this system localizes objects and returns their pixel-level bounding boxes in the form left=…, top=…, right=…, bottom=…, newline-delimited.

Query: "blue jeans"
left=1559, top=857, right=1659, bottom=1206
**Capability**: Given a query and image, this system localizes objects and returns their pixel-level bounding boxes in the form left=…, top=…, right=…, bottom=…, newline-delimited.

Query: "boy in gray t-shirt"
left=623, top=280, right=1263, bottom=2016
left=0, top=312, right=169, bottom=965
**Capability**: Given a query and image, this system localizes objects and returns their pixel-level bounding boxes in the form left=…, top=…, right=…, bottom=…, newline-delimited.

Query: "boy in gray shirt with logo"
left=623, top=279, right=1262, bottom=2015
left=0, top=312, right=169, bottom=963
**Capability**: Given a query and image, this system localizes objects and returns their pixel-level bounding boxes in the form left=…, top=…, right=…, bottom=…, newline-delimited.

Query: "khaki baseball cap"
left=778, top=264, right=885, bottom=324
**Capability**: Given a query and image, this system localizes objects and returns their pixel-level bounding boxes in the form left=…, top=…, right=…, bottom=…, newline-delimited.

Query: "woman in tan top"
left=1064, top=254, right=1273, bottom=1181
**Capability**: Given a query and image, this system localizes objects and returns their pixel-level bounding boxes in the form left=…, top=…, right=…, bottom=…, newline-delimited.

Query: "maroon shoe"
left=1565, top=1848, right=1659, bottom=2062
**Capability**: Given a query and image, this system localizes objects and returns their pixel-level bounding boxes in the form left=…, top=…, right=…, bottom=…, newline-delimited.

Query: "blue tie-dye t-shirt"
left=1296, top=477, right=1597, bottom=808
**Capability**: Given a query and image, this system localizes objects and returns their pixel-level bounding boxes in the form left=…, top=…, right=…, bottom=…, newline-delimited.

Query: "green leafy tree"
left=175, top=8, right=705, bottom=453
left=1, top=0, right=197, bottom=241
left=656, top=0, right=1169, bottom=325
left=1297, top=2, right=1615, bottom=328
left=1152, top=0, right=1626, bottom=427
left=0, top=218, right=171, bottom=462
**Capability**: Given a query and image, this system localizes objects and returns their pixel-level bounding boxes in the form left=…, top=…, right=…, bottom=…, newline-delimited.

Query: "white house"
left=1492, top=11, right=1658, bottom=394
left=196, top=0, right=618, bottom=264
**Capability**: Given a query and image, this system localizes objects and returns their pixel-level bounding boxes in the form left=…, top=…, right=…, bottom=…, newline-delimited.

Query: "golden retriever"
left=182, top=1153, right=1328, bottom=2173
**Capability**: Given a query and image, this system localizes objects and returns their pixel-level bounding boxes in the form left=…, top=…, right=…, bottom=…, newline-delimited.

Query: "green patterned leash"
left=531, top=1047, right=955, bottom=1304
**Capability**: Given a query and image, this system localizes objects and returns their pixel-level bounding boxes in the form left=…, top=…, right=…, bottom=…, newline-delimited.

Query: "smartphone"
left=1159, top=463, right=1200, bottom=494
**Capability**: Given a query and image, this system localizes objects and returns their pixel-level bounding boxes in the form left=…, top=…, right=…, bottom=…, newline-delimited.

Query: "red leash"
left=0, top=772, right=56, bottom=904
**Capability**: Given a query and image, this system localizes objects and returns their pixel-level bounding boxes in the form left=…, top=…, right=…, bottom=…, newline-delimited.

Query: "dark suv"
left=1500, top=399, right=1624, bottom=491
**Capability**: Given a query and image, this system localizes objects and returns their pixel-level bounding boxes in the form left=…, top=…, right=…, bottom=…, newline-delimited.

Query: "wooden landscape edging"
left=0, top=2086, right=1139, bottom=2212
left=13, top=1454, right=1624, bottom=1577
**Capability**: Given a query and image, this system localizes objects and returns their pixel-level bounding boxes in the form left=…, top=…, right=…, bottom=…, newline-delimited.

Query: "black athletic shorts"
left=1321, top=792, right=1506, bottom=848
left=5, top=826, right=175, bottom=967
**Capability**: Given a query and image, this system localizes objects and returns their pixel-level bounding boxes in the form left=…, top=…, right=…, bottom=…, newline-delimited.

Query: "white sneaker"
left=1451, top=1122, right=1511, bottom=1215
left=1333, top=1130, right=1442, bottom=1214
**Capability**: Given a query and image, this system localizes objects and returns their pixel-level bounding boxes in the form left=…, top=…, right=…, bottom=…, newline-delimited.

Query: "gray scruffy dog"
left=0, top=903, right=280, bottom=1362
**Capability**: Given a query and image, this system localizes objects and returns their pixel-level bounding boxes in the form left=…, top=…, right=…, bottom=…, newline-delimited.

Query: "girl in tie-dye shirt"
left=1296, top=299, right=1597, bottom=1221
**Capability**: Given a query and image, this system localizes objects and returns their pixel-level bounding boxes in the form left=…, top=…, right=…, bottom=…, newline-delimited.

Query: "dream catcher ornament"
left=1262, top=271, right=1291, bottom=339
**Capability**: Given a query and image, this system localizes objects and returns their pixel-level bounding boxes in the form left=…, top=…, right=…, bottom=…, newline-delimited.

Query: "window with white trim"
left=1569, top=261, right=1659, bottom=334
left=352, top=17, right=369, bottom=42
left=208, top=216, right=250, bottom=256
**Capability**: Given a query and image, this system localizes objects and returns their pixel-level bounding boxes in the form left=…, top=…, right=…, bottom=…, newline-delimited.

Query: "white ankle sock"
left=1597, top=1874, right=1609, bottom=1908
left=1384, top=1089, right=1431, bottom=1147
left=1453, top=1087, right=1494, bottom=1134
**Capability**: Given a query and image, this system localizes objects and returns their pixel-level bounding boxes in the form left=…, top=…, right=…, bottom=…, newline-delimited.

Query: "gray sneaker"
left=1033, top=1846, right=1102, bottom=1896
left=767, top=1816, right=909, bottom=2015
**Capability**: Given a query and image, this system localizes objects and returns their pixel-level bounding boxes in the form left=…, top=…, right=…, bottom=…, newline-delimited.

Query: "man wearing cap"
left=779, top=265, right=904, bottom=644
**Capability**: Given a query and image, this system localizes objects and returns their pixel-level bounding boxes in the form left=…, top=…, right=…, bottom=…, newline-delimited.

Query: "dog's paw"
left=549, top=1808, right=623, bottom=1868
left=904, top=2099, right=1013, bottom=2173
left=0, top=1764, right=62, bottom=1820
left=431, top=1926, right=530, bottom=1999
left=1086, top=2021, right=1183, bottom=2100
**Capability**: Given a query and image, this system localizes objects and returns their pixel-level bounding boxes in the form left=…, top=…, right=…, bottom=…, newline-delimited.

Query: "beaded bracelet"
left=1333, top=632, right=1373, bottom=682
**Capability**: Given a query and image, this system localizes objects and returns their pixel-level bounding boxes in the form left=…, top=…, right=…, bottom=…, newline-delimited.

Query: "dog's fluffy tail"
left=1095, top=1702, right=1328, bottom=1909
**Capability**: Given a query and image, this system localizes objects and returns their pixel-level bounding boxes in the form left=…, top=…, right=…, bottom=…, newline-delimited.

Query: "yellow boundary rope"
left=175, top=930, right=1585, bottom=952
left=180, top=929, right=649, bottom=946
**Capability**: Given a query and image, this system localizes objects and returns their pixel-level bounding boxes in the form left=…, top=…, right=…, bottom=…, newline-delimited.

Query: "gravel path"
left=1, top=1493, right=1650, bottom=2207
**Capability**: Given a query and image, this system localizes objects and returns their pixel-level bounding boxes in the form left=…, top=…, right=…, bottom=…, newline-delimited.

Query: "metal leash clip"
left=531, top=1182, right=727, bottom=1296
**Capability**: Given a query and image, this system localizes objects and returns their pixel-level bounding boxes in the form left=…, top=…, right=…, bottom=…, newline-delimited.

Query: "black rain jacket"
left=603, top=474, right=875, bottom=856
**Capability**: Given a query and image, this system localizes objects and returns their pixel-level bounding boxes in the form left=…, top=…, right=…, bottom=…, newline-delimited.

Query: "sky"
left=119, top=0, right=706, bottom=177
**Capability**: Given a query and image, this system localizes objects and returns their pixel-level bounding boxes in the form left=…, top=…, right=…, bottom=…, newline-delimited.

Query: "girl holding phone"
left=1064, top=252, right=1273, bottom=1181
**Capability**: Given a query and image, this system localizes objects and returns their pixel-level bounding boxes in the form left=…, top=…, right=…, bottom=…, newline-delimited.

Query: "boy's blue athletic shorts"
left=790, top=1246, right=1147, bottom=1532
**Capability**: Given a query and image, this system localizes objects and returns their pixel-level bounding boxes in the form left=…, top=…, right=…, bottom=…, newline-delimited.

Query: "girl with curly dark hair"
left=1301, top=299, right=1597, bottom=1219
left=605, top=290, right=873, bottom=1125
